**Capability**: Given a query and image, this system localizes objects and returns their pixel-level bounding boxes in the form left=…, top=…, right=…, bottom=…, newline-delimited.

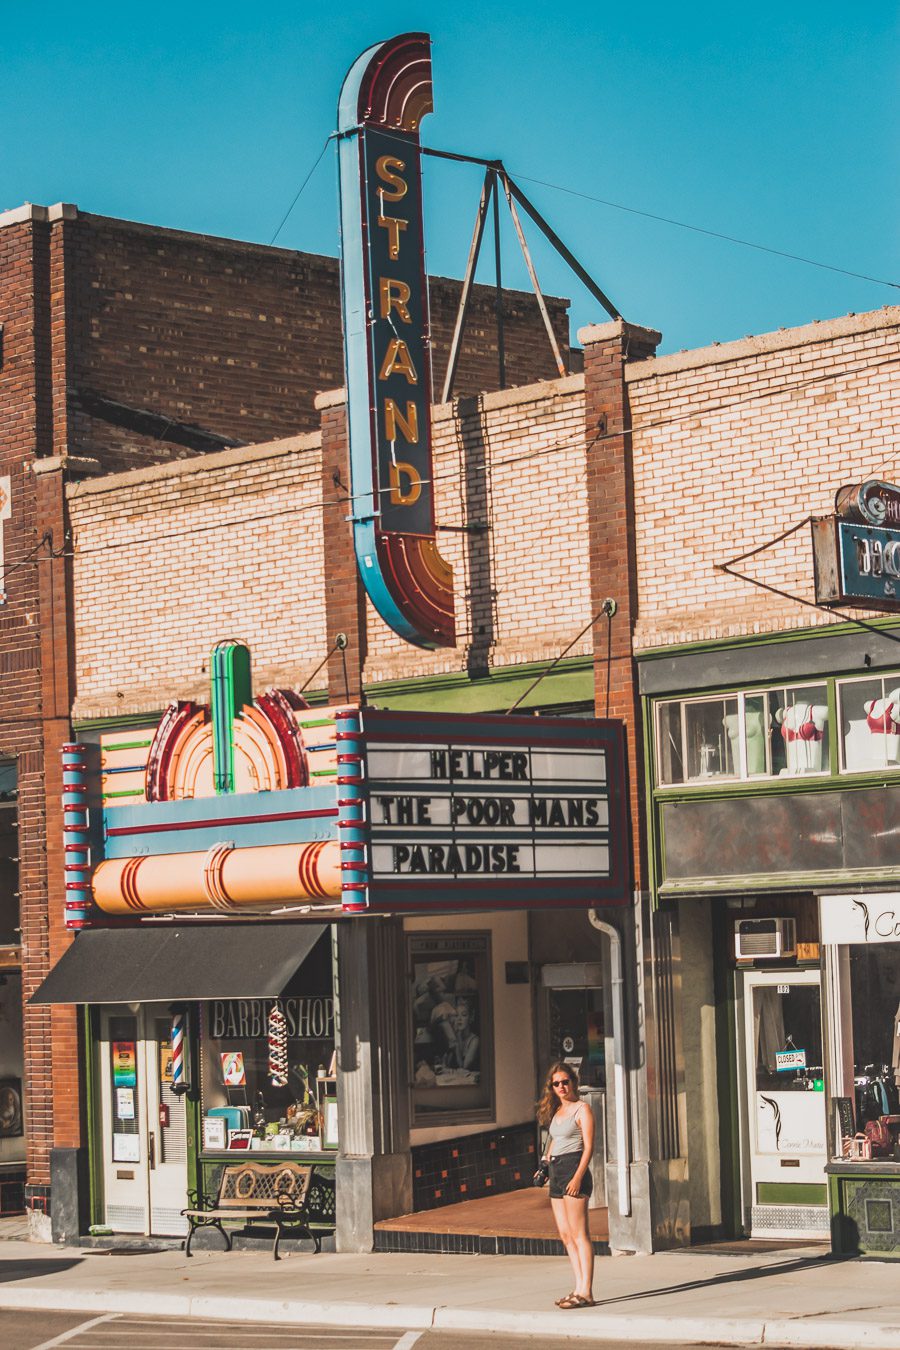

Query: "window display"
left=838, top=674, right=900, bottom=773
left=199, top=936, right=336, bottom=1152
left=409, top=933, right=493, bottom=1124
left=656, top=684, right=829, bottom=785
left=827, top=944, right=900, bottom=1161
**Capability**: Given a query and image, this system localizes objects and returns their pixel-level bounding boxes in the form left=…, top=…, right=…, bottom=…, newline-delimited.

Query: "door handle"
left=148, top=1131, right=156, bottom=1170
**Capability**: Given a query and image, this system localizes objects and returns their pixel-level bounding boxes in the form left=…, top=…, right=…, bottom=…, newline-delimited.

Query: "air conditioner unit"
left=734, top=917, right=797, bottom=960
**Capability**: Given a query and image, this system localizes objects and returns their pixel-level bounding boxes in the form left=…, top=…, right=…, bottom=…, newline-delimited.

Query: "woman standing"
left=536, top=1061, right=595, bottom=1309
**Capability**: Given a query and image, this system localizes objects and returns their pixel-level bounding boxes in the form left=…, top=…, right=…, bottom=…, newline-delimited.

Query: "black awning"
left=29, top=922, right=328, bottom=1005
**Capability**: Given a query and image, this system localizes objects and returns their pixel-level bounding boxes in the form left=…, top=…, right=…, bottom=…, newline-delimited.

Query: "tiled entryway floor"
left=376, top=1186, right=609, bottom=1240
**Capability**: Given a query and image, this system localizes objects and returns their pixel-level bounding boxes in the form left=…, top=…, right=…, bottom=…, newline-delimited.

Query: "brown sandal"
left=555, top=1292, right=576, bottom=1306
left=559, top=1294, right=595, bottom=1309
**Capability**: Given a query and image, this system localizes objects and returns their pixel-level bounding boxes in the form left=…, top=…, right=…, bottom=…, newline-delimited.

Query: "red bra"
left=867, top=703, right=900, bottom=734
left=781, top=706, right=824, bottom=743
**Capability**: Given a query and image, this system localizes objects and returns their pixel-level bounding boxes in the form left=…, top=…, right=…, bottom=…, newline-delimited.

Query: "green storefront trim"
left=365, top=655, right=594, bottom=714
left=73, top=657, right=593, bottom=736
left=636, top=613, right=900, bottom=663
left=756, top=1182, right=827, bottom=1206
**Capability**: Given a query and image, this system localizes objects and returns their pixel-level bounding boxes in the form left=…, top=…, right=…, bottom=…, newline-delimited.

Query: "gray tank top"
left=548, top=1107, right=584, bottom=1156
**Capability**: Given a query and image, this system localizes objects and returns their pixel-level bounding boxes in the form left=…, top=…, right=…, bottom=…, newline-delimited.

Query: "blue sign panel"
left=837, top=520, right=900, bottom=605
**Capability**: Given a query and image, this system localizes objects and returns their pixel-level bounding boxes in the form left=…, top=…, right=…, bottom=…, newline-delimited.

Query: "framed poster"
left=160, top=1045, right=174, bottom=1085
left=0, top=1079, right=23, bottom=1138
left=409, top=932, right=494, bottom=1125
left=228, top=1129, right=254, bottom=1151
left=220, top=1052, right=246, bottom=1087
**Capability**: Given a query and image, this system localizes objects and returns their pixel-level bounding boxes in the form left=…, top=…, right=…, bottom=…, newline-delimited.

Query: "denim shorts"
left=549, top=1151, right=593, bottom=1199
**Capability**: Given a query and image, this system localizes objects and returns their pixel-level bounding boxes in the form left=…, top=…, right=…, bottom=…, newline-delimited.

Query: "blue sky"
left=5, top=4, right=898, bottom=353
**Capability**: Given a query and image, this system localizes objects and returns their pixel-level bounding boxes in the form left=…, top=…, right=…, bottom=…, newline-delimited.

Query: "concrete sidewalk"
left=0, top=1237, right=897, bottom=1347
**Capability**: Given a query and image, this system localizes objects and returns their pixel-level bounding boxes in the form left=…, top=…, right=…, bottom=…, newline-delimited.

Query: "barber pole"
left=171, top=1008, right=188, bottom=1096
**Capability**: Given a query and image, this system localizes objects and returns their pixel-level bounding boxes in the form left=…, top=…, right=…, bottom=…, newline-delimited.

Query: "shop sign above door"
left=820, top=893, right=900, bottom=946
left=337, top=32, right=456, bottom=649
left=336, top=708, right=629, bottom=912
left=812, top=481, right=900, bottom=612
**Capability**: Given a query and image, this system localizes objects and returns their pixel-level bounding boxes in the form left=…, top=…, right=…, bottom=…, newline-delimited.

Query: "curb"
left=0, top=1286, right=899, bottom=1348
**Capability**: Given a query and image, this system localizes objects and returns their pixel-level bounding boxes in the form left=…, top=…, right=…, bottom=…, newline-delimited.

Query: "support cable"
left=506, top=600, right=616, bottom=714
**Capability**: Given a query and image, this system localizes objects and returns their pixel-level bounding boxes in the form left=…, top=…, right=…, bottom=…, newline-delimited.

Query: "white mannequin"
left=775, top=703, right=828, bottom=774
left=865, top=687, right=900, bottom=764
left=844, top=686, right=900, bottom=771
left=724, top=709, right=769, bottom=776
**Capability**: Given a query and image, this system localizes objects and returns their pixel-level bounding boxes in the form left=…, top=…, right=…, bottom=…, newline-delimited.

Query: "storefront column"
left=334, top=918, right=411, bottom=1251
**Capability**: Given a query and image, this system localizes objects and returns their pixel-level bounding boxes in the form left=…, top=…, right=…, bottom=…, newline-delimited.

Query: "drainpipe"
left=588, top=910, right=631, bottom=1217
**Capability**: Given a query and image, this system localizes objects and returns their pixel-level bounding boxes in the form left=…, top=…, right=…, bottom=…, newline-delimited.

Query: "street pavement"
left=1, top=1310, right=791, bottom=1350
left=0, top=1236, right=898, bottom=1348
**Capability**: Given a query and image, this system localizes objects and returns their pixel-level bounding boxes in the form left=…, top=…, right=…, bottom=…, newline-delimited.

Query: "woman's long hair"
left=536, top=1060, right=581, bottom=1126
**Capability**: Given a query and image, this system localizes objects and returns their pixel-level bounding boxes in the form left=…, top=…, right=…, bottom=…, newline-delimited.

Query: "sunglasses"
left=552, top=1078, right=571, bottom=1087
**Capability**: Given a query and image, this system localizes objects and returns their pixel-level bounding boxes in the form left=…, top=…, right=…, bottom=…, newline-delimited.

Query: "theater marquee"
left=336, top=709, right=629, bottom=912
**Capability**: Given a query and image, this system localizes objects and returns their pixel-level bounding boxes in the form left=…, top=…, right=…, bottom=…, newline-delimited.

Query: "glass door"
left=146, top=1013, right=188, bottom=1236
left=740, top=970, right=828, bottom=1239
left=538, top=964, right=608, bottom=1208
left=96, top=1007, right=187, bottom=1236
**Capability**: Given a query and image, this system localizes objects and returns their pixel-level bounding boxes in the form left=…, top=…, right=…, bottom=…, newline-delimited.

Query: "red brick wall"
left=581, top=321, right=661, bottom=890
left=0, top=214, right=79, bottom=1193
left=61, top=211, right=571, bottom=472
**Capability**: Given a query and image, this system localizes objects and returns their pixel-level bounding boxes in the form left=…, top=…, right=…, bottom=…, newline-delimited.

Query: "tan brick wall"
left=362, top=377, right=592, bottom=684
left=69, top=436, right=327, bottom=716
left=69, top=378, right=593, bottom=712
left=627, top=309, right=900, bottom=650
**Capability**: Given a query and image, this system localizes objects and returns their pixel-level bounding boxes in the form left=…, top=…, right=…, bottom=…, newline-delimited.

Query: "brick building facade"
left=0, top=200, right=573, bottom=1232
left=48, top=302, right=900, bottom=1254
left=13, top=181, right=897, bottom=1252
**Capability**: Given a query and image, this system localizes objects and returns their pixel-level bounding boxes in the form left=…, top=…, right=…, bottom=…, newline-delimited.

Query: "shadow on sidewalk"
left=0, top=1258, right=83, bottom=1284
left=594, top=1252, right=853, bottom=1308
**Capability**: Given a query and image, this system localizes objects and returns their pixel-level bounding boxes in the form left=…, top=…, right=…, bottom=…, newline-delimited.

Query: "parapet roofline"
left=623, top=305, right=900, bottom=382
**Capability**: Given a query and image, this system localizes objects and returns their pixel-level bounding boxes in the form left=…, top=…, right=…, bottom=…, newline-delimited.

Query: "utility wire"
left=31, top=349, right=900, bottom=565
left=369, top=127, right=900, bottom=292
left=269, top=134, right=335, bottom=246
left=54, top=345, right=898, bottom=560
left=506, top=169, right=900, bottom=292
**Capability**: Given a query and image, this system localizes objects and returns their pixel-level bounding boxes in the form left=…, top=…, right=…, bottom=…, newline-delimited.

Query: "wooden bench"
left=182, top=1161, right=320, bottom=1259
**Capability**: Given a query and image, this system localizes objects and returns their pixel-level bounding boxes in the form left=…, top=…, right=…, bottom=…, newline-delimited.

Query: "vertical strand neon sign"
left=338, top=32, right=456, bottom=649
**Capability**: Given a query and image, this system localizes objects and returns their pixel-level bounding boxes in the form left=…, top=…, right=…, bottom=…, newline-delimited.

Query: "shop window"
left=844, top=945, right=900, bottom=1156
left=0, top=969, right=24, bottom=1155
left=0, top=760, right=19, bottom=950
left=656, top=684, right=829, bottom=786
left=199, top=938, right=336, bottom=1153
left=838, top=673, right=900, bottom=774
left=409, top=932, right=494, bottom=1125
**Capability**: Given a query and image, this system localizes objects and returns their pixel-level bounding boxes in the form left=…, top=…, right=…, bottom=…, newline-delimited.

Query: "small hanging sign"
left=775, top=1048, right=807, bottom=1072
